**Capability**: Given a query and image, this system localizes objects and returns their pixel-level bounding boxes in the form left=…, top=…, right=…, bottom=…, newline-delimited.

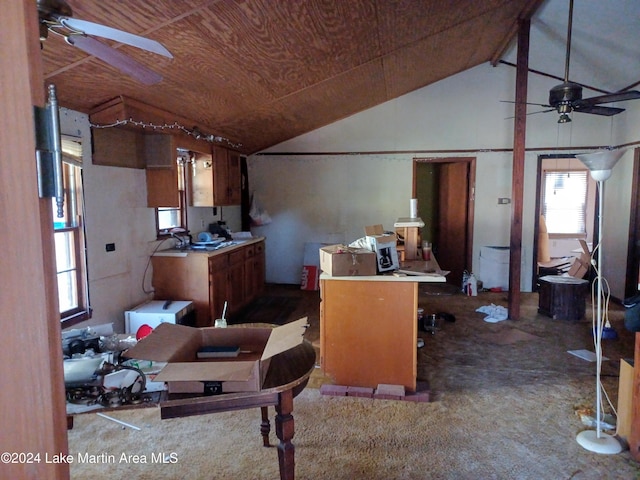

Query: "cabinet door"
left=212, top=145, right=230, bottom=205
left=191, top=151, right=215, bottom=207
left=209, top=255, right=229, bottom=322
left=227, top=150, right=242, bottom=205
left=145, top=134, right=179, bottom=207
left=227, top=249, right=245, bottom=313
left=250, top=241, right=266, bottom=298
left=92, top=127, right=145, bottom=168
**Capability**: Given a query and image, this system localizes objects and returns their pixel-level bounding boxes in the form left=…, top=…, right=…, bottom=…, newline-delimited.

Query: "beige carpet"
left=67, top=288, right=640, bottom=479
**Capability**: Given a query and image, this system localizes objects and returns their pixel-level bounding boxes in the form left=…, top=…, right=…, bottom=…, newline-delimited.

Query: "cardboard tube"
left=410, top=198, right=418, bottom=218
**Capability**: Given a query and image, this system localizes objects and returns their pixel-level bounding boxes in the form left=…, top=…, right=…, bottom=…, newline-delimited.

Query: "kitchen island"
left=320, top=269, right=446, bottom=392
left=151, top=237, right=265, bottom=326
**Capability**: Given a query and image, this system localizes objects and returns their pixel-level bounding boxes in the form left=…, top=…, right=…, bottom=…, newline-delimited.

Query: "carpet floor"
left=67, top=283, right=640, bottom=479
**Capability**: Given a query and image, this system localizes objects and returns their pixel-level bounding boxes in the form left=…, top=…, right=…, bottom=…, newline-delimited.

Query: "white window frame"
left=54, top=136, right=90, bottom=325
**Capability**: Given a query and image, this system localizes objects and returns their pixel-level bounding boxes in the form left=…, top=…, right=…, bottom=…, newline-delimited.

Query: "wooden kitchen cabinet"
left=145, top=134, right=179, bottom=207
left=246, top=241, right=265, bottom=299
left=151, top=239, right=265, bottom=326
left=320, top=271, right=445, bottom=391
left=191, top=145, right=241, bottom=207
left=145, top=134, right=213, bottom=208
left=92, top=126, right=146, bottom=168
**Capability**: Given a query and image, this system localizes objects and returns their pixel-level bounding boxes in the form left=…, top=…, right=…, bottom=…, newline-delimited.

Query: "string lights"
left=90, top=118, right=242, bottom=149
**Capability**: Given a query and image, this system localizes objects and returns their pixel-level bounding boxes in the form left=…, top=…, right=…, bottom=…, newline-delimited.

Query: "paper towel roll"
left=410, top=198, right=418, bottom=218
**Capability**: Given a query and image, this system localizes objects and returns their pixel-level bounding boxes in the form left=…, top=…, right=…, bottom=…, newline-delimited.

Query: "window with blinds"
left=542, top=169, right=588, bottom=235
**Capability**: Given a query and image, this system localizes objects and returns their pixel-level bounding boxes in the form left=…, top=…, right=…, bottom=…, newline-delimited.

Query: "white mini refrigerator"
left=124, top=300, right=196, bottom=334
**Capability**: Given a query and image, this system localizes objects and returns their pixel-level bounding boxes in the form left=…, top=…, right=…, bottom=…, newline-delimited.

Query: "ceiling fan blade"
left=500, top=100, right=552, bottom=108
left=504, top=108, right=556, bottom=120
left=572, top=104, right=624, bottom=116
left=67, top=35, right=163, bottom=85
left=575, top=90, right=640, bottom=106
left=59, top=17, right=172, bottom=58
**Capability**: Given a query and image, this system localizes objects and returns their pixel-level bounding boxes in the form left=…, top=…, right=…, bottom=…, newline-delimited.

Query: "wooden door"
left=436, top=162, right=470, bottom=287
left=414, top=158, right=474, bottom=288
left=3, top=2, right=69, bottom=478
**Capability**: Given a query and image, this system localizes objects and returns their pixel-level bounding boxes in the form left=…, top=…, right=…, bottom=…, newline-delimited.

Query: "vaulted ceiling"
left=39, top=0, right=638, bottom=155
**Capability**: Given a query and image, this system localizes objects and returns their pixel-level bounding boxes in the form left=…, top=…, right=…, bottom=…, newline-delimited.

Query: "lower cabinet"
left=151, top=239, right=265, bottom=327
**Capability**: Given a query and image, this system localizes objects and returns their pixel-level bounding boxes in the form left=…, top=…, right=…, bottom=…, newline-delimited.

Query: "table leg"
left=275, top=389, right=295, bottom=480
left=260, top=406, right=271, bottom=447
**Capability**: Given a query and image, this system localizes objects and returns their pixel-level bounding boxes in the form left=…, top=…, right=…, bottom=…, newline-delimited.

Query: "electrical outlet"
left=498, top=198, right=511, bottom=205
left=105, top=243, right=115, bottom=252
left=200, top=219, right=205, bottom=228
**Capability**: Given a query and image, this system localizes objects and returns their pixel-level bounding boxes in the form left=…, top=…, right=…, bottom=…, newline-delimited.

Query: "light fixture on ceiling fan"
left=37, top=0, right=172, bottom=85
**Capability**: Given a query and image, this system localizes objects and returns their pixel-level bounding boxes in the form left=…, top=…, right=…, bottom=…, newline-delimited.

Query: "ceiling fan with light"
left=37, top=0, right=172, bottom=85
left=523, top=0, right=640, bottom=123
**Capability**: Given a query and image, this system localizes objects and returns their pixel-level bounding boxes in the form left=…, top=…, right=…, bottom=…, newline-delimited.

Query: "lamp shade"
left=576, top=149, right=626, bottom=182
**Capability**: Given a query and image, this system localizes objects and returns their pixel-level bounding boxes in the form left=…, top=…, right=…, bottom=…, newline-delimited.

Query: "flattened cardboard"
left=124, top=317, right=308, bottom=392
left=567, top=239, right=591, bottom=279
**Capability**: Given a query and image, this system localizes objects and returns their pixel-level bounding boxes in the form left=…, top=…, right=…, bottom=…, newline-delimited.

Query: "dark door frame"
left=625, top=148, right=640, bottom=298
left=531, top=153, right=584, bottom=290
left=533, top=148, right=640, bottom=300
left=412, top=156, right=476, bottom=282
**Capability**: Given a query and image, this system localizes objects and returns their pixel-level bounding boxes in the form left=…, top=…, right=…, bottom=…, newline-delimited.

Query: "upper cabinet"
left=145, top=134, right=179, bottom=207
left=191, top=145, right=242, bottom=207
left=89, top=96, right=242, bottom=208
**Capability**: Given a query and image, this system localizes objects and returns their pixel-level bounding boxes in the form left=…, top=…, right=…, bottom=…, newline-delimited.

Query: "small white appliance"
left=124, top=300, right=195, bottom=334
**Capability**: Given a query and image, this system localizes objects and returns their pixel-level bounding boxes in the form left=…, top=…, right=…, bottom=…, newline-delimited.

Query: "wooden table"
left=159, top=340, right=316, bottom=480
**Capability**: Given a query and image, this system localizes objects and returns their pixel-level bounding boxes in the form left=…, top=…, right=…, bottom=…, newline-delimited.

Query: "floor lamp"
left=575, top=149, right=625, bottom=455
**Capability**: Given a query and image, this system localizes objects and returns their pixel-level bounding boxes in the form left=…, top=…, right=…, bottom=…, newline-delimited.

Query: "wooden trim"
left=1, top=1, right=69, bottom=478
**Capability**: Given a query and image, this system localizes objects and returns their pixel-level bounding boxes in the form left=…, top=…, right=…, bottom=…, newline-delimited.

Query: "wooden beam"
left=508, top=18, right=530, bottom=320
left=0, top=1, right=70, bottom=478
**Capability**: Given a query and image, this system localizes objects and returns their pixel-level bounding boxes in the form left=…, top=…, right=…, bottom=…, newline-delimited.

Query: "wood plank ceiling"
left=40, top=0, right=542, bottom=154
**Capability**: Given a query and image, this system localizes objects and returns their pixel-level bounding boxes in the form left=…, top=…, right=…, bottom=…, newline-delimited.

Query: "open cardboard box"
left=364, top=224, right=399, bottom=273
left=124, top=317, right=308, bottom=394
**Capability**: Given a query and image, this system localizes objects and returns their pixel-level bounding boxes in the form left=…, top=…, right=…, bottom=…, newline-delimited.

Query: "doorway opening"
left=532, top=154, right=596, bottom=289
left=413, top=157, right=475, bottom=287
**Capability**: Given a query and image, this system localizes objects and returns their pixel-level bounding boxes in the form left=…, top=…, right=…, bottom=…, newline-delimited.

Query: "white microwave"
left=124, top=300, right=195, bottom=334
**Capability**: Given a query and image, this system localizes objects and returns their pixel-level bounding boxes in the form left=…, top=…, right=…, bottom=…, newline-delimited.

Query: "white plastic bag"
left=249, top=193, right=272, bottom=226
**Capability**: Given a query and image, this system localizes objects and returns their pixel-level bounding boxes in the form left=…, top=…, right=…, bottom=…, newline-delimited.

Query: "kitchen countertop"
left=153, top=236, right=264, bottom=258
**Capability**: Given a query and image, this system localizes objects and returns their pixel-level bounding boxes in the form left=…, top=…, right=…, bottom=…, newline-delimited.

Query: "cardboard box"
left=319, top=244, right=377, bottom=276
left=617, top=358, right=634, bottom=441
left=124, top=318, right=308, bottom=394
left=365, top=225, right=399, bottom=273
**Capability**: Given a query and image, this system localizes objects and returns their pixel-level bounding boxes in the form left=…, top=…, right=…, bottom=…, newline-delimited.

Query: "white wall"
left=59, top=60, right=640, bottom=331
left=249, top=63, right=640, bottom=296
left=59, top=109, right=239, bottom=332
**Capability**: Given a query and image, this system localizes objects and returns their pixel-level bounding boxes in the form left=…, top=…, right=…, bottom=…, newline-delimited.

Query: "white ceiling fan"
left=37, top=0, right=172, bottom=85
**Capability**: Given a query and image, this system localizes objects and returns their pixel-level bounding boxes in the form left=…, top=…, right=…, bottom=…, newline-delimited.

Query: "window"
left=542, top=168, right=588, bottom=236
left=54, top=137, right=90, bottom=325
left=156, top=152, right=188, bottom=236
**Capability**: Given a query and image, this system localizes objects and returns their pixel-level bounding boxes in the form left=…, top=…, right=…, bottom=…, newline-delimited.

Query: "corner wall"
left=249, top=63, right=640, bottom=296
